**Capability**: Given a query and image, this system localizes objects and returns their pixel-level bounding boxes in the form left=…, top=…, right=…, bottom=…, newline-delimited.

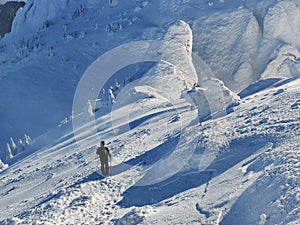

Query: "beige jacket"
left=96, top=146, right=111, bottom=162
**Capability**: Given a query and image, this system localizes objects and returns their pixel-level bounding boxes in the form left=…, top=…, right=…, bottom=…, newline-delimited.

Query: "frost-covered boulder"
left=183, top=78, right=240, bottom=121
left=0, top=159, right=8, bottom=171
left=134, top=20, right=197, bottom=101
left=261, top=45, right=300, bottom=79
left=118, top=20, right=238, bottom=121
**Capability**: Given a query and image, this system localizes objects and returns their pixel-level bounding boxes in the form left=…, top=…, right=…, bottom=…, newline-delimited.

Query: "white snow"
left=0, top=0, right=300, bottom=224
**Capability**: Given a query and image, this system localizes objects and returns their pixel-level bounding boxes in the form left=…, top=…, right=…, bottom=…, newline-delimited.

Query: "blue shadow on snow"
left=118, top=134, right=277, bottom=207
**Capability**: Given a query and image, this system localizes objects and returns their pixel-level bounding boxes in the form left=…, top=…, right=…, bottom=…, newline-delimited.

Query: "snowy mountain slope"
left=142, top=79, right=300, bottom=225
left=0, top=0, right=300, bottom=224
left=1, top=76, right=299, bottom=224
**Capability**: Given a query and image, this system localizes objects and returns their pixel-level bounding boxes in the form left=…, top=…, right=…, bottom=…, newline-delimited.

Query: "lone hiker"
left=96, top=141, right=111, bottom=176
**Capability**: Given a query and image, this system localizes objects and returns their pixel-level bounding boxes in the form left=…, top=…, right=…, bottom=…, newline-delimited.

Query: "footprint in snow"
left=291, top=100, right=300, bottom=110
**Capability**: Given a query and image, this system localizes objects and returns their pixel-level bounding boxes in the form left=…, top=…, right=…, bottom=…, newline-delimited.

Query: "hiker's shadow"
left=70, top=171, right=104, bottom=188
left=73, top=137, right=179, bottom=187
left=110, top=137, right=179, bottom=176
left=117, top=164, right=213, bottom=207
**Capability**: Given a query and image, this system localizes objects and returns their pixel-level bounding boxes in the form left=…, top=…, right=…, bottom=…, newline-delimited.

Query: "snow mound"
left=184, top=78, right=239, bottom=121
left=0, top=159, right=8, bottom=171
left=128, top=20, right=197, bottom=101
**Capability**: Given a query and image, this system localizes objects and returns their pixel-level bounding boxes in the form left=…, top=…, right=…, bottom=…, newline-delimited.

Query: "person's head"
left=100, top=141, right=105, bottom=146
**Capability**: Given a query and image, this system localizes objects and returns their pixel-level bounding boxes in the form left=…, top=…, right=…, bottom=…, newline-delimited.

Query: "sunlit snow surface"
left=0, top=0, right=300, bottom=224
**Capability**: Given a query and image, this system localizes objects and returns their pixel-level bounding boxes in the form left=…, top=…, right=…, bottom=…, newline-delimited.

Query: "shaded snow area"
left=0, top=0, right=300, bottom=224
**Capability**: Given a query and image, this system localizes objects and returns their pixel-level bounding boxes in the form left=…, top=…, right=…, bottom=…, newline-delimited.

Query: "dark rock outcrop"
left=0, top=1, right=25, bottom=38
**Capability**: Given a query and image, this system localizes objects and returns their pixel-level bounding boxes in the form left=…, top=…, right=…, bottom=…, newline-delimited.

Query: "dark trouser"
left=100, top=158, right=109, bottom=176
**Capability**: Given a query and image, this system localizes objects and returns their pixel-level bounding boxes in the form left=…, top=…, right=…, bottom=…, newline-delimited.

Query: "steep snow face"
left=264, top=1, right=300, bottom=48
left=191, top=0, right=300, bottom=92
left=0, top=71, right=299, bottom=225
left=192, top=8, right=261, bottom=92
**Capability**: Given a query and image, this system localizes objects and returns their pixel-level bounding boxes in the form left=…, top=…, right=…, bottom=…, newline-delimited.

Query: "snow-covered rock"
left=12, top=0, right=70, bottom=33
left=136, top=20, right=197, bottom=101
left=0, top=159, right=8, bottom=171
left=261, top=45, right=300, bottom=79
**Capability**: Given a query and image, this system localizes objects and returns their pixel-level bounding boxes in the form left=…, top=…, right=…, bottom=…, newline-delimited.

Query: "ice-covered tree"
left=109, top=0, right=118, bottom=6
left=18, top=139, right=25, bottom=152
left=24, top=134, right=32, bottom=146
left=10, top=137, right=17, bottom=155
left=87, top=99, right=94, bottom=116
left=6, top=143, right=13, bottom=160
left=109, top=87, right=116, bottom=103
left=114, top=79, right=120, bottom=90
left=101, top=88, right=106, bottom=96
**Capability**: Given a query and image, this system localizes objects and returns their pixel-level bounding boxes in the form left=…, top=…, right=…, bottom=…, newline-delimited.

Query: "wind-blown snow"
left=0, top=0, right=300, bottom=224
